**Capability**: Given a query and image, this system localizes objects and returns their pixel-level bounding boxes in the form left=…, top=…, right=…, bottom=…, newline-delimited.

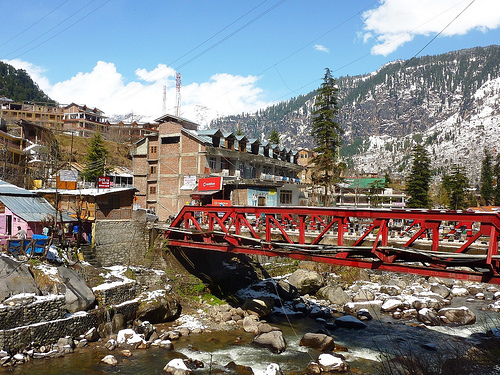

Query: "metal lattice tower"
left=175, top=72, right=181, bottom=117
left=162, top=85, right=166, bottom=115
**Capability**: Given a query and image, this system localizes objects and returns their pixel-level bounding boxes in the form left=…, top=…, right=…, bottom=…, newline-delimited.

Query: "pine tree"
left=495, top=154, right=500, bottom=206
left=443, top=165, right=469, bottom=210
left=480, top=149, right=494, bottom=205
left=81, top=133, right=109, bottom=185
left=405, top=144, right=431, bottom=208
left=310, top=68, right=343, bottom=206
left=269, top=128, right=280, bottom=145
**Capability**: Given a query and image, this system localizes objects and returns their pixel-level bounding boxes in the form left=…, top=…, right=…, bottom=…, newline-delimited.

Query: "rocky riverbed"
left=2, top=252, right=500, bottom=374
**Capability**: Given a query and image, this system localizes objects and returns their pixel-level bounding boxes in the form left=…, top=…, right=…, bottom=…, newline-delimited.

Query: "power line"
left=400, top=0, right=476, bottom=70
left=0, top=0, right=71, bottom=49
left=2, top=0, right=112, bottom=60
left=104, top=0, right=288, bottom=105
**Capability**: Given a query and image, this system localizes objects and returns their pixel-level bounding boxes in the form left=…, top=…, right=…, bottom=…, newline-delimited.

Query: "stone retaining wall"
left=93, top=282, right=142, bottom=306
left=0, top=301, right=139, bottom=353
left=0, top=295, right=66, bottom=330
left=93, top=220, right=149, bottom=267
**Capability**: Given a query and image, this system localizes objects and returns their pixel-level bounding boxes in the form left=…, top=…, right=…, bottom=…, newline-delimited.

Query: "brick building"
left=0, top=98, right=63, bottom=129
left=132, top=114, right=305, bottom=220
left=62, top=103, right=109, bottom=137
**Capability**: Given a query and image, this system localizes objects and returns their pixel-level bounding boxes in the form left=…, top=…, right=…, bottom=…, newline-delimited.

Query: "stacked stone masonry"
left=0, top=283, right=141, bottom=353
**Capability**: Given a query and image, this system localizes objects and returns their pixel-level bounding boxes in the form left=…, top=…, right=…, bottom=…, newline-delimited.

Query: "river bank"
left=2, top=248, right=500, bottom=374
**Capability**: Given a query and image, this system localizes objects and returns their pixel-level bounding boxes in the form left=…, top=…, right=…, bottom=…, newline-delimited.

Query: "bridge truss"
left=163, top=206, right=500, bottom=284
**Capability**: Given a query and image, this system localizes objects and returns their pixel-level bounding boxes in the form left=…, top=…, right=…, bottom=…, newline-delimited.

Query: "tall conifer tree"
left=480, top=149, right=494, bottom=205
left=310, top=68, right=343, bottom=205
left=443, top=165, right=469, bottom=210
left=269, top=128, right=280, bottom=145
left=82, top=133, right=109, bottom=185
left=406, top=144, right=431, bottom=208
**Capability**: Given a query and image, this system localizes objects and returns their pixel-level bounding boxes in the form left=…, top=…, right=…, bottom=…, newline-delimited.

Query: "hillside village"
left=0, top=47, right=500, bottom=373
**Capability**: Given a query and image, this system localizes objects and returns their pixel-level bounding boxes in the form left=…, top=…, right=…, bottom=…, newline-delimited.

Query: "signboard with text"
left=98, top=176, right=111, bottom=189
left=198, top=176, right=222, bottom=191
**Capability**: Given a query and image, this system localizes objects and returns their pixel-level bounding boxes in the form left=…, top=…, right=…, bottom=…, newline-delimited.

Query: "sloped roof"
left=0, top=180, right=33, bottom=196
left=0, top=195, right=74, bottom=222
left=344, top=178, right=386, bottom=189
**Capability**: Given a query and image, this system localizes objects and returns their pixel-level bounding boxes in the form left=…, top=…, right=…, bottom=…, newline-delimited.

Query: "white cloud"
left=362, top=0, right=500, bottom=55
left=2, top=58, right=51, bottom=92
left=1, top=59, right=270, bottom=126
left=314, top=44, right=330, bottom=53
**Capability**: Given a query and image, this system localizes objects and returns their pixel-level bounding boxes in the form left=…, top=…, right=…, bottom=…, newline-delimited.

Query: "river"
left=3, top=298, right=498, bottom=375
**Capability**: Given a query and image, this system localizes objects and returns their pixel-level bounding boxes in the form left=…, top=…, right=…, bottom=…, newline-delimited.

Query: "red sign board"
left=212, top=199, right=231, bottom=206
left=198, top=177, right=222, bottom=191
left=98, top=176, right=111, bottom=188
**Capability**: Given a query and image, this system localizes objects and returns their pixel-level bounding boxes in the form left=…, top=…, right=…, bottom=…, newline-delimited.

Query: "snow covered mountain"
left=212, top=45, right=500, bottom=183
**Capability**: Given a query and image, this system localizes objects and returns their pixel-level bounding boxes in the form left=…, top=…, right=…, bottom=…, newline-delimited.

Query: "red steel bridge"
left=163, top=205, right=500, bottom=284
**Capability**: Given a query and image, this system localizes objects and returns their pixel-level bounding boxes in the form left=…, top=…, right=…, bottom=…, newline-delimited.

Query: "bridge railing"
left=164, top=205, right=500, bottom=283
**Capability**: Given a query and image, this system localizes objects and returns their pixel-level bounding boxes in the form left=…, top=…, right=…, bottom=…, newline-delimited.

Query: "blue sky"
left=1, top=0, right=499, bottom=125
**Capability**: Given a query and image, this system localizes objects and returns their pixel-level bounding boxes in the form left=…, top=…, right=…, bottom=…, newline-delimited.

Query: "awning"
left=190, top=190, right=219, bottom=197
left=180, top=183, right=197, bottom=191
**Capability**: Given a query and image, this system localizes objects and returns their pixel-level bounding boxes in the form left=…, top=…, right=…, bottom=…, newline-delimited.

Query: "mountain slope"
left=0, top=61, right=56, bottom=104
left=211, top=45, right=500, bottom=181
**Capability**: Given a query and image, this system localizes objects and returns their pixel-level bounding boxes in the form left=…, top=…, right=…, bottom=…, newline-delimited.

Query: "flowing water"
left=2, top=296, right=499, bottom=374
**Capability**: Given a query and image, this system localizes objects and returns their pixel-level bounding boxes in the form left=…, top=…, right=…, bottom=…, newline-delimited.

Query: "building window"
left=161, top=136, right=180, bottom=144
left=150, top=146, right=157, bottom=154
left=209, top=157, right=217, bottom=170
left=279, top=190, right=292, bottom=205
left=149, top=186, right=156, bottom=195
left=149, top=165, right=157, bottom=174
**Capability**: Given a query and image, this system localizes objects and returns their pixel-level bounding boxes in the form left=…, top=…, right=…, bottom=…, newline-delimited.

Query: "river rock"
left=417, top=308, right=441, bottom=326
left=430, top=283, right=451, bottom=298
left=0, top=255, right=40, bottom=302
left=242, top=297, right=274, bottom=317
left=276, top=279, right=300, bottom=300
left=334, top=315, right=367, bottom=329
left=380, top=285, right=401, bottom=296
left=451, top=287, right=469, bottom=297
left=105, top=338, right=118, bottom=351
left=243, top=316, right=259, bottom=333
left=84, top=327, right=100, bottom=342
left=134, top=320, right=156, bottom=341
left=437, top=306, right=476, bottom=325
left=356, top=309, right=373, bottom=321
left=381, top=298, right=403, bottom=312
left=317, top=285, right=351, bottom=305
left=344, top=300, right=383, bottom=314
left=352, top=289, right=375, bottom=302
left=257, top=322, right=277, bottom=334
left=224, top=361, right=254, bottom=375
left=136, top=293, right=181, bottom=323
left=163, top=358, right=192, bottom=375
left=287, top=269, right=324, bottom=295
left=101, top=355, right=118, bottom=366
left=57, top=266, right=96, bottom=313
left=253, top=331, right=286, bottom=354
left=300, top=333, right=335, bottom=351
left=307, top=353, right=349, bottom=373
left=262, top=363, right=282, bottom=375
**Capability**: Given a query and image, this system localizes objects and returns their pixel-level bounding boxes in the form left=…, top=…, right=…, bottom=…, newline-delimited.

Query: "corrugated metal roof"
left=0, top=195, right=74, bottom=222
left=0, top=180, right=33, bottom=196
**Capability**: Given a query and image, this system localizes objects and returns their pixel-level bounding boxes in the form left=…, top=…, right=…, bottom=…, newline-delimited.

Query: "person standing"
left=14, top=226, right=27, bottom=240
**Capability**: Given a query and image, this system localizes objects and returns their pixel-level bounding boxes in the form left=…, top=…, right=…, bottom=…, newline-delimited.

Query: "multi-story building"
left=107, top=120, right=158, bottom=144
left=132, top=114, right=305, bottom=220
left=0, top=129, right=25, bottom=187
left=0, top=98, right=63, bottom=129
left=62, top=103, right=108, bottom=137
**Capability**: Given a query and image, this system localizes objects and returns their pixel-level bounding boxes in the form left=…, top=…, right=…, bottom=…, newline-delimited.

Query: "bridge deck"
left=162, top=206, right=500, bottom=284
